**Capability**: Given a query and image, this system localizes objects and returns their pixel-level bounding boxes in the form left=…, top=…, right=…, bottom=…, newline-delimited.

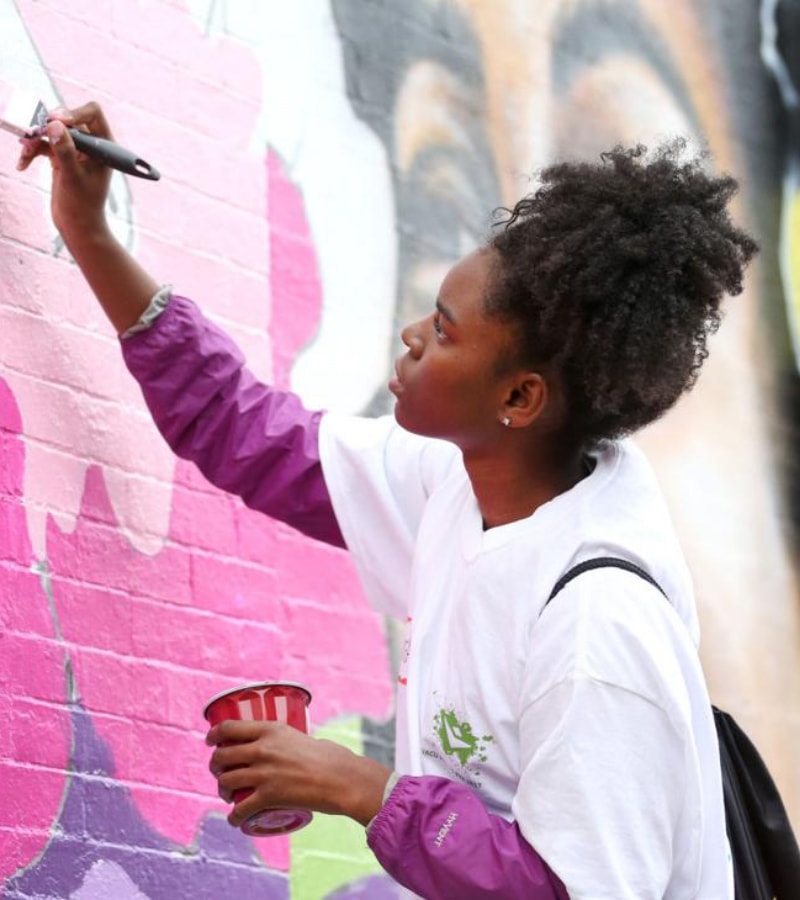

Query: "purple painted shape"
left=5, top=705, right=287, bottom=900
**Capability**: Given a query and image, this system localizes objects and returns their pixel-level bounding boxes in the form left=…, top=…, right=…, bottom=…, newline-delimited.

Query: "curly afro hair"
left=488, top=140, right=758, bottom=447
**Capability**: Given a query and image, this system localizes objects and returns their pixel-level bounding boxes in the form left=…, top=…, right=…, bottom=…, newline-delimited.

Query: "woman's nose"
left=401, top=320, right=425, bottom=358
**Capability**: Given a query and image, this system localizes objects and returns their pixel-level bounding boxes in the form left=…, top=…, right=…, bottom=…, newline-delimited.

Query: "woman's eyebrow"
left=435, top=298, right=457, bottom=324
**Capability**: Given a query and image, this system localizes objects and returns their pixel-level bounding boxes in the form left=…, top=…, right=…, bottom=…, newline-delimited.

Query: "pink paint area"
left=2, top=0, right=393, bottom=882
left=0, top=79, right=13, bottom=109
left=0, top=381, right=71, bottom=883
left=3, top=1, right=271, bottom=560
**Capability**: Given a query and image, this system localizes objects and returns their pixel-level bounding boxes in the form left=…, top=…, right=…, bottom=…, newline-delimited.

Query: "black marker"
left=29, top=100, right=160, bottom=181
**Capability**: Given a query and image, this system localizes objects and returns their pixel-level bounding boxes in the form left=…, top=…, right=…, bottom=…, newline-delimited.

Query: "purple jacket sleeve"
left=120, top=295, right=345, bottom=548
left=368, top=776, right=569, bottom=899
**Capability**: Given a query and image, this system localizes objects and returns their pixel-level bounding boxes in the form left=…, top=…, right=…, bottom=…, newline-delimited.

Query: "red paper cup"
left=203, top=681, right=313, bottom=836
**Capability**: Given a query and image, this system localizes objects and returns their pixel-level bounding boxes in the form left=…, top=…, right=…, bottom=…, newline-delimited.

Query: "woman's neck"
left=464, top=444, right=589, bottom=530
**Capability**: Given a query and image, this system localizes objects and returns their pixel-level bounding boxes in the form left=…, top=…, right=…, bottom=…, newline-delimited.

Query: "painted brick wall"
left=1, top=1, right=799, bottom=898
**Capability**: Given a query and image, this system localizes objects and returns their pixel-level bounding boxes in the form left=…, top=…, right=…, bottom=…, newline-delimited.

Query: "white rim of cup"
left=203, top=681, right=312, bottom=721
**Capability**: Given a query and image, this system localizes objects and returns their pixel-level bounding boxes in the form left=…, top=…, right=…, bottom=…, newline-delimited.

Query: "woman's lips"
left=388, top=362, right=403, bottom=396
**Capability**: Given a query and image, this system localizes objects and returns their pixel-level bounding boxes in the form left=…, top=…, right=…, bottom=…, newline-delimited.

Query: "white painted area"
left=69, top=859, right=149, bottom=899
left=185, top=0, right=398, bottom=413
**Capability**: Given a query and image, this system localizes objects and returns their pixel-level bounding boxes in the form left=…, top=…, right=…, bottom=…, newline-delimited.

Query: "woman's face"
left=390, top=247, right=522, bottom=450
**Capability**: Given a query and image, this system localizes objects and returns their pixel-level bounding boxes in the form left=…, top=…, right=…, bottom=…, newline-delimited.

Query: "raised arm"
left=21, top=102, right=344, bottom=546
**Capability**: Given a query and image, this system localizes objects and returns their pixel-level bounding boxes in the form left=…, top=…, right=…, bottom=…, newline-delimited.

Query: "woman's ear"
left=500, top=372, right=549, bottom=429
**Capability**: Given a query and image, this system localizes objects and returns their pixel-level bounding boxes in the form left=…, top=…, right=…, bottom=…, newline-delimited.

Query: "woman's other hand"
left=206, top=720, right=392, bottom=828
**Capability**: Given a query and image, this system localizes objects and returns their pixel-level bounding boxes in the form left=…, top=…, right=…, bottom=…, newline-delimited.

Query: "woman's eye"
left=433, top=312, right=445, bottom=338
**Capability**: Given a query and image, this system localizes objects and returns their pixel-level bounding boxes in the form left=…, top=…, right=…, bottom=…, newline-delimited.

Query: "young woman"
left=19, top=104, right=757, bottom=898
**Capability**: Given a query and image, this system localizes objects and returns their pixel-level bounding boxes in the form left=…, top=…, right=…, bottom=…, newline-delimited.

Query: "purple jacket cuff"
left=121, top=295, right=345, bottom=548
left=367, top=776, right=568, bottom=899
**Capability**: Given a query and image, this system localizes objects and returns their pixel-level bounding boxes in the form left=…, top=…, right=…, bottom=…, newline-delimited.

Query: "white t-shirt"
left=319, top=414, right=732, bottom=899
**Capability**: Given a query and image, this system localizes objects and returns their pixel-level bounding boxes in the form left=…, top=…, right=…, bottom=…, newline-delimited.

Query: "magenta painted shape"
left=0, top=380, right=71, bottom=883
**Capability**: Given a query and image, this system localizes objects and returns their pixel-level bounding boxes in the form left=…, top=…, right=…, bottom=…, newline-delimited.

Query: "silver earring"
left=501, top=416, right=511, bottom=427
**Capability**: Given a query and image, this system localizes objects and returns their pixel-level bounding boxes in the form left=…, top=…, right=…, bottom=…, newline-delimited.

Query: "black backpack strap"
left=546, top=556, right=668, bottom=608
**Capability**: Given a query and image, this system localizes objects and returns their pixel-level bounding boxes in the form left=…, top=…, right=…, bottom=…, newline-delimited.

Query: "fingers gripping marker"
left=30, top=100, right=160, bottom=182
